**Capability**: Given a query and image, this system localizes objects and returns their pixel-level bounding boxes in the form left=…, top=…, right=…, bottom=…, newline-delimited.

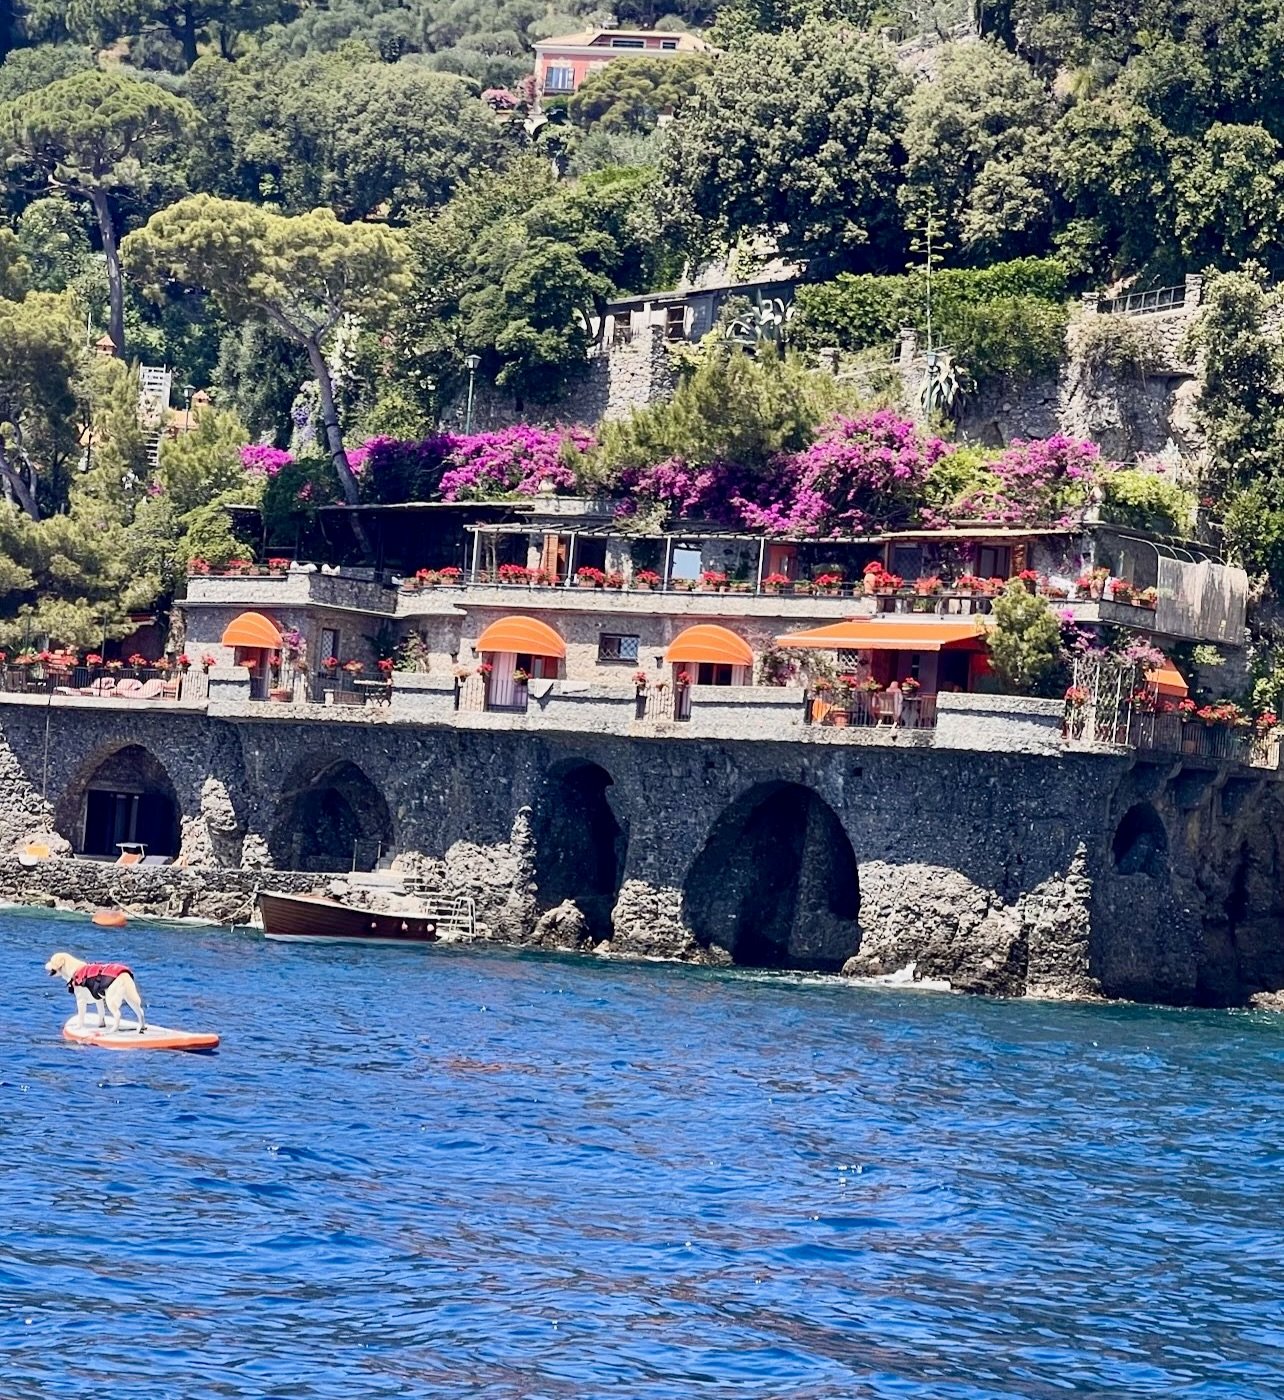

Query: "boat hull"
left=258, top=891, right=439, bottom=945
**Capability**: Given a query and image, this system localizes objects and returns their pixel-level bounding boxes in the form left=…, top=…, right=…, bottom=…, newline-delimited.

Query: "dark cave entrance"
left=533, top=760, right=627, bottom=942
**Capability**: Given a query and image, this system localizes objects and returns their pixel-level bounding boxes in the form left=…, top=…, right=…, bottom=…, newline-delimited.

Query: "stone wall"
left=1, top=697, right=1280, bottom=1004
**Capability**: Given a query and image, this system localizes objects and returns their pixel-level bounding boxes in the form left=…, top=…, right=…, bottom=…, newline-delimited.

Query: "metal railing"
left=0, top=665, right=187, bottom=700
left=803, top=690, right=938, bottom=730
left=634, top=686, right=684, bottom=722
left=1096, top=285, right=1186, bottom=317
left=1122, top=710, right=1278, bottom=768
left=308, top=671, right=390, bottom=706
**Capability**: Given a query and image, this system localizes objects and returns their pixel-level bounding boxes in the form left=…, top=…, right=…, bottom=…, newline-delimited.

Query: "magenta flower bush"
left=438, top=425, right=594, bottom=501
left=240, top=444, right=294, bottom=477
left=951, top=435, right=1101, bottom=527
left=737, top=411, right=950, bottom=536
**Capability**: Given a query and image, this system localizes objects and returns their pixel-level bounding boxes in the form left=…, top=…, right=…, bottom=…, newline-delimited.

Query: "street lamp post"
left=464, top=354, right=481, bottom=434
left=183, top=383, right=196, bottom=431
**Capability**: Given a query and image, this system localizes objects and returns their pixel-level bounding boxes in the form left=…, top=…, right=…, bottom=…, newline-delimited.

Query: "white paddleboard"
left=62, top=1014, right=220, bottom=1053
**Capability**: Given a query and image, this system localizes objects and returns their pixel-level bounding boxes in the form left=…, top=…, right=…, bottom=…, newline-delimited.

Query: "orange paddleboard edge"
left=62, top=1016, right=219, bottom=1053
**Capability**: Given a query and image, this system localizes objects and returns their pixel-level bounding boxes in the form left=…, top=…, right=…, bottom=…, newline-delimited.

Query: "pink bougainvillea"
left=951, top=435, right=1102, bottom=527
left=737, top=411, right=950, bottom=536
left=240, top=444, right=294, bottom=477
left=438, top=425, right=594, bottom=501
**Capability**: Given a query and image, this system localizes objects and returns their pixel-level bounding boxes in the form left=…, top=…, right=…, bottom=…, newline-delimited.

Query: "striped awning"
left=665, top=624, right=753, bottom=667
left=475, top=616, right=566, bottom=659
left=221, top=611, right=283, bottom=648
left=775, top=619, right=987, bottom=652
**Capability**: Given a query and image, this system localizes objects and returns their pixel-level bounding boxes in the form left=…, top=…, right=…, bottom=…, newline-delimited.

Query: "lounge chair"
left=115, top=848, right=143, bottom=867
left=114, top=678, right=144, bottom=698
left=79, top=677, right=116, bottom=697
left=137, top=678, right=165, bottom=700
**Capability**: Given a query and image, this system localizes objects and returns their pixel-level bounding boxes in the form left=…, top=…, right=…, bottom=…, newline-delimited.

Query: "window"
left=661, top=39, right=677, bottom=48
left=543, top=65, right=574, bottom=92
left=599, top=634, right=640, bottom=663
left=670, top=545, right=702, bottom=582
left=320, top=628, right=339, bottom=670
left=976, top=545, right=1011, bottom=579
left=610, top=37, right=645, bottom=47
left=665, top=304, right=686, bottom=340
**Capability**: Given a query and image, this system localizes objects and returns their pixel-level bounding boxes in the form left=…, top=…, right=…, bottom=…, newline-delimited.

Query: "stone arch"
left=269, top=758, right=394, bottom=872
left=57, top=743, right=182, bottom=859
left=683, top=781, right=860, bottom=970
left=532, top=758, right=627, bottom=941
left=1112, top=802, right=1168, bottom=877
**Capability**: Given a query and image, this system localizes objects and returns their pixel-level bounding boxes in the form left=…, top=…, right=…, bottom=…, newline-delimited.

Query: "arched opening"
left=270, top=760, right=394, bottom=872
left=684, top=782, right=859, bottom=970
left=533, top=760, right=627, bottom=942
left=69, top=745, right=181, bottom=859
left=1112, top=803, right=1168, bottom=877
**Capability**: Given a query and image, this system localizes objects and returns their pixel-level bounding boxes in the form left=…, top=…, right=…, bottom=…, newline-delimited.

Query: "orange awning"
left=1146, top=659, right=1188, bottom=698
left=665, top=624, right=753, bottom=667
left=775, top=619, right=987, bottom=652
left=221, top=611, right=283, bottom=648
left=475, top=615, right=566, bottom=659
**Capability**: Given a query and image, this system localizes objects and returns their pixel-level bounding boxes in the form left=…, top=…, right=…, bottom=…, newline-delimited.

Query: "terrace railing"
left=803, top=690, right=938, bottom=730
left=0, top=665, right=188, bottom=700
left=1096, top=284, right=1186, bottom=317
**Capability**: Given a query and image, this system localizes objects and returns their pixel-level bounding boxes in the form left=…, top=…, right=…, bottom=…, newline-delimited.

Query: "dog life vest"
left=68, top=962, right=132, bottom=999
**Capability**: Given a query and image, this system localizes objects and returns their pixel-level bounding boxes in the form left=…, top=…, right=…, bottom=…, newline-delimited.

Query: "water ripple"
left=1, top=914, right=1283, bottom=1396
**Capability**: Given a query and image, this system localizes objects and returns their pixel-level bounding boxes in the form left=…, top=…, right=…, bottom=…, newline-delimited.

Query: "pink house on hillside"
left=532, top=27, right=710, bottom=104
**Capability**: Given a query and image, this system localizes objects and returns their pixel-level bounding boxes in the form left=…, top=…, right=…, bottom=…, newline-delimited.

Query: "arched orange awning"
left=665, top=624, right=753, bottom=667
left=221, top=611, right=283, bottom=648
left=475, top=615, right=566, bottom=659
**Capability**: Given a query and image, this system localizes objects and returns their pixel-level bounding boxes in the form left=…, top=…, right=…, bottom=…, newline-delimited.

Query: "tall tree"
left=662, top=19, right=910, bottom=274
left=123, top=195, right=409, bottom=503
left=0, top=69, right=193, bottom=354
left=29, top=0, right=291, bottom=68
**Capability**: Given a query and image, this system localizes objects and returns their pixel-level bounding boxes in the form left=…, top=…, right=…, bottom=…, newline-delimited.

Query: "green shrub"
left=1071, top=315, right=1163, bottom=376
left=792, top=258, right=1070, bottom=385
left=1100, top=468, right=1195, bottom=534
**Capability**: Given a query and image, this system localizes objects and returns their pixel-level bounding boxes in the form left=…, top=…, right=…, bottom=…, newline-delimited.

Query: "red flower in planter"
left=176, top=653, right=191, bottom=668
left=85, top=652, right=103, bottom=666
left=128, top=653, right=148, bottom=668
left=377, top=658, right=393, bottom=674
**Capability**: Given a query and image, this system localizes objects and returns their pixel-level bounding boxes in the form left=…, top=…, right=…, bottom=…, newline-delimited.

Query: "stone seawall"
left=0, top=700, right=1280, bottom=1006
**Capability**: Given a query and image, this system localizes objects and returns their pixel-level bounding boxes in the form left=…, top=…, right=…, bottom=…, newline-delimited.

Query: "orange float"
left=91, top=909, right=128, bottom=928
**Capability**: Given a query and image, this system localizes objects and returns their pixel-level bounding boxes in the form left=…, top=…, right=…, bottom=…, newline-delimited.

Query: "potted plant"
left=128, top=652, right=149, bottom=672
left=1017, top=568, right=1041, bottom=593
left=268, top=684, right=292, bottom=702
left=862, top=560, right=887, bottom=594
left=698, top=570, right=728, bottom=592
left=878, top=572, right=904, bottom=595
left=512, top=667, right=531, bottom=685
left=814, top=572, right=843, bottom=596
left=914, top=576, right=942, bottom=596
left=1138, top=586, right=1158, bottom=609
left=175, top=653, right=191, bottom=670
left=633, top=670, right=649, bottom=691
left=763, top=572, right=790, bottom=594
left=1110, top=579, right=1136, bottom=605
left=575, top=565, right=606, bottom=588
left=634, top=569, right=660, bottom=590
left=497, top=563, right=530, bottom=585
left=605, top=572, right=625, bottom=590
left=670, top=578, right=696, bottom=592
left=188, top=557, right=211, bottom=575
left=85, top=652, right=103, bottom=668
left=342, top=659, right=364, bottom=676
left=533, top=568, right=556, bottom=587
left=674, top=669, right=692, bottom=687
left=267, top=556, right=291, bottom=575
left=377, top=657, right=394, bottom=678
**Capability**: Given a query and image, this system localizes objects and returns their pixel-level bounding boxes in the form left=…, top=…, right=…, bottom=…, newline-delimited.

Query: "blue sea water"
left=1, top=910, right=1283, bottom=1398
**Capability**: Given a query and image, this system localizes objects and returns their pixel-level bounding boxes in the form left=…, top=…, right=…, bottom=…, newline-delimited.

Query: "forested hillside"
left=3, top=0, right=1284, bottom=649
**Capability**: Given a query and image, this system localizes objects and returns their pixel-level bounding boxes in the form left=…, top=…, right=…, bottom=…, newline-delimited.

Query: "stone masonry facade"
left=0, top=696, right=1281, bottom=1008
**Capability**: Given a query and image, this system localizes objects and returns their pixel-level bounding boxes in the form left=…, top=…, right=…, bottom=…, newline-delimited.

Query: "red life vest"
left=68, top=963, right=132, bottom=998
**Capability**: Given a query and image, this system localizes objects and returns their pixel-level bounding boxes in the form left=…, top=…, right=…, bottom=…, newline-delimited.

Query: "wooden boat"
left=258, top=889, right=446, bottom=945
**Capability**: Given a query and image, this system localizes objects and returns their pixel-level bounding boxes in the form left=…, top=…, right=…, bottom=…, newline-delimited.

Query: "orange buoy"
left=91, top=909, right=128, bottom=928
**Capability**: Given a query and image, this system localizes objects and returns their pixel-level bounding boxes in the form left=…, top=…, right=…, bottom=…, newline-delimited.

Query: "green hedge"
left=792, top=257, right=1070, bottom=383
